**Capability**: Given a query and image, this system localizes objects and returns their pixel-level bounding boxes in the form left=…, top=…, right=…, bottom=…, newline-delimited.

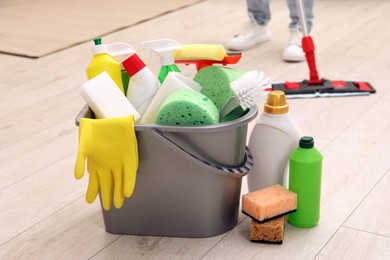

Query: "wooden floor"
left=1, top=0, right=390, bottom=259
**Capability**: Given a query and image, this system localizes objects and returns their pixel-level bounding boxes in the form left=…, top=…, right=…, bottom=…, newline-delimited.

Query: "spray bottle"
left=247, top=90, right=302, bottom=192
left=122, top=53, right=159, bottom=116
left=288, top=136, right=323, bottom=228
left=86, top=38, right=125, bottom=93
left=140, top=38, right=181, bottom=83
left=106, top=42, right=136, bottom=95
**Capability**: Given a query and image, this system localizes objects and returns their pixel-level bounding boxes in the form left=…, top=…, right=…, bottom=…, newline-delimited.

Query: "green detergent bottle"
left=288, top=136, right=323, bottom=228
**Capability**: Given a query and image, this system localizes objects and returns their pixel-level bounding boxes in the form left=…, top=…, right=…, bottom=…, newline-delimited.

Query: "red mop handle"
left=302, top=36, right=321, bottom=84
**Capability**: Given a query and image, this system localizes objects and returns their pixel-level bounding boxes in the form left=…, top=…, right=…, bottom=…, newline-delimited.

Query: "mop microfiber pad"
left=173, top=44, right=227, bottom=61
left=250, top=217, right=285, bottom=244
left=155, top=89, right=219, bottom=126
left=193, top=66, right=245, bottom=111
left=242, top=184, right=297, bottom=223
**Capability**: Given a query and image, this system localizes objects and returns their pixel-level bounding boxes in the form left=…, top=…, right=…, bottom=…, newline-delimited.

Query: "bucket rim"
left=75, top=105, right=258, bottom=133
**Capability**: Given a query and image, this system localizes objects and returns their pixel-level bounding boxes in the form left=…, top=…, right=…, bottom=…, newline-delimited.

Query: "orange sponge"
left=242, top=184, right=297, bottom=223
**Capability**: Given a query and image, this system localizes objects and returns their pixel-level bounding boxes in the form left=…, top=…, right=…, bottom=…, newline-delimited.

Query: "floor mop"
left=271, top=0, right=376, bottom=98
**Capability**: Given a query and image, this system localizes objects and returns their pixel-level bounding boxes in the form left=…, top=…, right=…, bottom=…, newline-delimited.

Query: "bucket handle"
left=149, top=128, right=253, bottom=178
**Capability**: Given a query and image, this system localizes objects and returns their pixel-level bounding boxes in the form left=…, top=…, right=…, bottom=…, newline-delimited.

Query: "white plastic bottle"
left=248, top=90, right=302, bottom=192
left=122, top=54, right=159, bottom=116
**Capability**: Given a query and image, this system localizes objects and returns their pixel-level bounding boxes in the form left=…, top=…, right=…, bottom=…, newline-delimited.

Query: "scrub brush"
left=220, top=70, right=271, bottom=120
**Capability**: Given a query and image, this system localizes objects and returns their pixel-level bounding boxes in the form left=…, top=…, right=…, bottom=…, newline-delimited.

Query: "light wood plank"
left=0, top=198, right=117, bottom=259
left=0, top=153, right=87, bottom=245
left=0, top=0, right=204, bottom=57
left=315, top=227, right=390, bottom=260
left=0, top=119, right=78, bottom=189
left=344, top=170, right=390, bottom=237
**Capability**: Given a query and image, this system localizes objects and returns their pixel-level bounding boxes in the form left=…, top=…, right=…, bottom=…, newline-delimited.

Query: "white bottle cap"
left=92, top=38, right=108, bottom=55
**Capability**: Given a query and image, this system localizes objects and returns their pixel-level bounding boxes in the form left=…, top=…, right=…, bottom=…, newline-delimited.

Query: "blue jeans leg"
left=287, top=0, right=314, bottom=32
left=246, top=0, right=272, bottom=25
left=246, top=0, right=314, bottom=31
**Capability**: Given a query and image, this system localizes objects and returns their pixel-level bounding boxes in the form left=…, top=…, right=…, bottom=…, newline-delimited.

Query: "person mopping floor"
left=226, top=0, right=315, bottom=62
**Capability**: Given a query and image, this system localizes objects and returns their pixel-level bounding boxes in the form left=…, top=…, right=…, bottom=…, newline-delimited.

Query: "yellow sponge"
left=173, top=44, right=227, bottom=61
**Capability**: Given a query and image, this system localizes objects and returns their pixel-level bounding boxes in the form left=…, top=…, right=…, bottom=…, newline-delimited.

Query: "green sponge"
left=155, top=89, right=219, bottom=126
left=193, top=66, right=245, bottom=111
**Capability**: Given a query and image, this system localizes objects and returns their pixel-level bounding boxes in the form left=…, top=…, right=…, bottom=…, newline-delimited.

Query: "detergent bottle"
left=106, top=42, right=136, bottom=95
left=247, top=90, right=302, bottom=192
left=86, top=38, right=125, bottom=93
left=288, top=136, right=323, bottom=228
left=122, top=53, right=159, bottom=116
left=140, top=38, right=181, bottom=83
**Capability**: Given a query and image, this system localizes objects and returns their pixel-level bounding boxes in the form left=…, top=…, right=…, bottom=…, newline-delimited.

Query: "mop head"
left=194, top=66, right=245, bottom=110
left=155, top=89, right=219, bottom=126
left=272, top=79, right=376, bottom=98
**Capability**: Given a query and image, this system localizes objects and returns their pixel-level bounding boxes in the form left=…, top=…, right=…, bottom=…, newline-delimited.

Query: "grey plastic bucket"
left=75, top=105, right=257, bottom=238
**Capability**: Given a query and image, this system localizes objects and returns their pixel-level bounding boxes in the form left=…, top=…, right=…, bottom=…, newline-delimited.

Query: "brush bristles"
left=230, top=70, right=271, bottom=110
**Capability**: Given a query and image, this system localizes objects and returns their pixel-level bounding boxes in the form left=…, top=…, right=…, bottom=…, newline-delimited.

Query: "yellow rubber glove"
left=74, top=115, right=138, bottom=210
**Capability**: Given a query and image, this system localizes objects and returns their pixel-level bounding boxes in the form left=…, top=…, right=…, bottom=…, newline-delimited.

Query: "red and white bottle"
left=122, top=54, right=159, bottom=116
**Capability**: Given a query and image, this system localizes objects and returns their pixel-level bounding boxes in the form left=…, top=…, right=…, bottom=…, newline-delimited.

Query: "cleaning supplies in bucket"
left=86, top=38, right=125, bottom=93
left=247, top=90, right=302, bottom=192
left=74, top=38, right=279, bottom=238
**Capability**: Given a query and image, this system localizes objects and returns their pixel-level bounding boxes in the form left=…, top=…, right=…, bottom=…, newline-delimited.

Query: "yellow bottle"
left=86, top=38, right=125, bottom=93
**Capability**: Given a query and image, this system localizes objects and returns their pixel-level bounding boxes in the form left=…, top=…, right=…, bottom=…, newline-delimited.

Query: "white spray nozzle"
left=106, top=42, right=136, bottom=66
left=140, top=38, right=181, bottom=66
